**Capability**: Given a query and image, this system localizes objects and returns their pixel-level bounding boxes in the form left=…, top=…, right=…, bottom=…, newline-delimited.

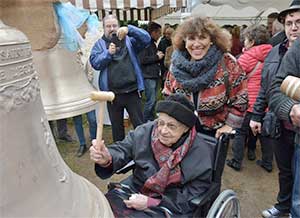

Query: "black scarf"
left=171, top=45, right=223, bottom=92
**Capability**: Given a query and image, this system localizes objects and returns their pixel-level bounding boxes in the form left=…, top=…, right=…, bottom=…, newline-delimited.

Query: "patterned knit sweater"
left=163, top=53, right=248, bottom=130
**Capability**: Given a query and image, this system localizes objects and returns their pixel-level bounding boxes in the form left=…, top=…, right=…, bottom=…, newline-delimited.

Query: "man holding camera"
left=90, top=15, right=151, bottom=142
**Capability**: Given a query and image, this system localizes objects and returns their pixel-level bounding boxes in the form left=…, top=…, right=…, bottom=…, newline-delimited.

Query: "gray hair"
left=242, top=24, right=270, bottom=46
left=272, top=19, right=284, bottom=35
left=102, top=14, right=119, bottom=27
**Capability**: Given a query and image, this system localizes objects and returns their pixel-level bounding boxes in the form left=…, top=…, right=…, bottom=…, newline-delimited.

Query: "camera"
left=111, top=33, right=121, bottom=48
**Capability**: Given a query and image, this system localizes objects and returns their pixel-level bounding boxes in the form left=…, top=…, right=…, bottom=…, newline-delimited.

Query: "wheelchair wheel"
left=206, top=189, right=240, bottom=218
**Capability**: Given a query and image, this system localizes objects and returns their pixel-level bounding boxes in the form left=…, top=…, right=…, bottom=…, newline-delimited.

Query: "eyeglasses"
left=105, top=24, right=118, bottom=29
left=157, top=119, right=181, bottom=131
left=285, top=19, right=300, bottom=29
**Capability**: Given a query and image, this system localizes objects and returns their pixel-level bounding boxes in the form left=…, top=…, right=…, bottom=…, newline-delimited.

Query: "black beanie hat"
left=156, top=94, right=198, bottom=128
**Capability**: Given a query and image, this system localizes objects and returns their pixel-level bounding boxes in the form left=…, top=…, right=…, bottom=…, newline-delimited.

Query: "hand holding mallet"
left=89, top=91, right=115, bottom=165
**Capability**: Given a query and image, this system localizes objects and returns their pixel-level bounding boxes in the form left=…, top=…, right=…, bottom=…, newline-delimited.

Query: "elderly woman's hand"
left=89, top=139, right=111, bottom=167
left=215, top=124, right=233, bottom=138
left=124, top=194, right=148, bottom=211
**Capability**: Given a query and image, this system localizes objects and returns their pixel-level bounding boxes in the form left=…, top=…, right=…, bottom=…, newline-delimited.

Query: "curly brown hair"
left=173, top=16, right=231, bottom=52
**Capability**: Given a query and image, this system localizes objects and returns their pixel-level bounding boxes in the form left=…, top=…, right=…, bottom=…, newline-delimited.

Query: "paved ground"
left=224, top=146, right=278, bottom=218
left=58, top=124, right=279, bottom=218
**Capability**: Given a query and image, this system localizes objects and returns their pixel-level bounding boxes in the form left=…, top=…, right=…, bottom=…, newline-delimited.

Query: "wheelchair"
left=114, top=133, right=240, bottom=218
left=206, top=189, right=240, bottom=218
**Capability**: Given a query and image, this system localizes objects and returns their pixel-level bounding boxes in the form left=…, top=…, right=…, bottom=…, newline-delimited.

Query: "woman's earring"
left=210, top=42, right=213, bottom=45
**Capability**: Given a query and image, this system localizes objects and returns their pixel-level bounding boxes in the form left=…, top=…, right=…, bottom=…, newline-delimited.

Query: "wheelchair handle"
left=219, top=131, right=235, bottom=141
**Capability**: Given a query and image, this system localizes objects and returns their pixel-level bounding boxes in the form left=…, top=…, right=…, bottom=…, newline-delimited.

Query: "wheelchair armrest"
left=116, top=160, right=135, bottom=174
left=190, top=182, right=220, bottom=206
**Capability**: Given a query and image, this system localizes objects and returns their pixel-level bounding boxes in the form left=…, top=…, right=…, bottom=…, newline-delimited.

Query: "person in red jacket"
left=227, top=24, right=274, bottom=171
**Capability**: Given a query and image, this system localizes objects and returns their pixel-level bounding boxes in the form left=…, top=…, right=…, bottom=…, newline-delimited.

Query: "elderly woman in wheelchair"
left=90, top=94, right=216, bottom=218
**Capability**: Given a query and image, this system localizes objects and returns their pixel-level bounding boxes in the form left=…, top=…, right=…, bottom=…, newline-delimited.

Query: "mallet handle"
left=90, top=91, right=115, bottom=102
left=90, top=91, right=115, bottom=150
left=96, top=102, right=105, bottom=146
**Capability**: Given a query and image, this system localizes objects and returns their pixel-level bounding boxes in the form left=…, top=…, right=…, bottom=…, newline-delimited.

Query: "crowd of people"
left=50, top=0, right=300, bottom=217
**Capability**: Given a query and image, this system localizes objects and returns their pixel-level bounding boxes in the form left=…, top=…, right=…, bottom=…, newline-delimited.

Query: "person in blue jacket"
left=90, top=15, right=151, bottom=142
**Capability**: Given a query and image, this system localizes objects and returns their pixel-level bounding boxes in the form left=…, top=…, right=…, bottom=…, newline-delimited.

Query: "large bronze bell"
left=32, top=36, right=98, bottom=121
left=0, top=21, right=114, bottom=217
left=1, top=0, right=98, bottom=121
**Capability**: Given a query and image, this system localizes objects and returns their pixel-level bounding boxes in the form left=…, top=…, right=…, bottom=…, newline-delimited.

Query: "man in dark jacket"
left=267, top=12, right=287, bottom=46
left=89, top=15, right=151, bottom=142
left=139, top=22, right=164, bottom=122
left=269, top=39, right=300, bottom=218
left=89, top=94, right=214, bottom=218
left=158, top=26, right=174, bottom=85
left=251, top=1, right=300, bottom=217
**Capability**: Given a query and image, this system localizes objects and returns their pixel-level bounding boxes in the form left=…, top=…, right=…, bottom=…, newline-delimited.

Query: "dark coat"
left=158, top=37, right=172, bottom=54
left=138, top=39, right=161, bottom=79
left=95, top=121, right=214, bottom=215
left=268, top=31, right=287, bottom=47
left=251, top=42, right=287, bottom=121
left=158, top=37, right=172, bottom=75
left=269, top=38, right=300, bottom=144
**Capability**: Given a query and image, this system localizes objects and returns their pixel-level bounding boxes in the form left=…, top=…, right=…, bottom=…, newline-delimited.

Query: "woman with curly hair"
left=163, top=16, right=248, bottom=138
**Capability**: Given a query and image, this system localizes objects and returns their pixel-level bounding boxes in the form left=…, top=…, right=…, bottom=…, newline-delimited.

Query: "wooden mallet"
left=90, top=91, right=115, bottom=149
left=281, top=75, right=300, bottom=101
